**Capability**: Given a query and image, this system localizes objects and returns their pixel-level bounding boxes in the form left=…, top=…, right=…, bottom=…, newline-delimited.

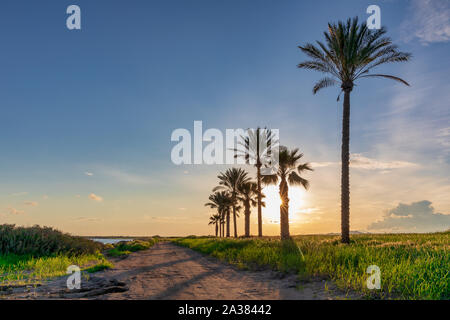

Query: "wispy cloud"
left=145, top=216, right=187, bottom=222
left=350, top=154, right=417, bottom=170
left=9, top=192, right=28, bottom=197
left=372, top=67, right=450, bottom=166
left=310, top=154, right=417, bottom=170
left=401, top=0, right=450, bottom=45
left=85, top=171, right=94, bottom=176
left=88, top=193, right=103, bottom=202
left=367, top=200, right=450, bottom=232
left=437, top=127, right=450, bottom=153
left=6, top=207, right=25, bottom=215
left=73, top=216, right=102, bottom=222
left=310, top=162, right=336, bottom=168
left=97, top=167, right=154, bottom=185
left=24, top=201, right=39, bottom=207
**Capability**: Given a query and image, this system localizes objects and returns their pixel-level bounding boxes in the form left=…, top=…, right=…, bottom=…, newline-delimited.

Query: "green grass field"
left=0, top=239, right=161, bottom=286
left=173, top=232, right=449, bottom=300
left=0, top=252, right=112, bottom=286
left=0, top=225, right=160, bottom=286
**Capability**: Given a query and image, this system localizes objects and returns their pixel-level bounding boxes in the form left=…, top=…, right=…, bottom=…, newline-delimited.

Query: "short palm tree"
left=214, top=168, right=251, bottom=237
left=234, top=128, right=278, bottom=237
left=205, top=191, right=233, bottom=237
left=208, top=214, right=221, bottom=237
left=262, top=146, right=312, bottom=240
left=237, top=182, right=265, bottom=237
left=297, top=17, right=410, bottom=243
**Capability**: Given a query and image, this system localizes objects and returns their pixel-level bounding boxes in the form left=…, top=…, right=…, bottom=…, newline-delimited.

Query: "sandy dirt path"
left=3, top=242, right=357, bottom=300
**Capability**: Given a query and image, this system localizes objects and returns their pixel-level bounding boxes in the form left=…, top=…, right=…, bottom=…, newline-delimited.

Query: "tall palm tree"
left=297, top=17, right=410, bottom=243
left=237, top=182, right=265, bottom=237
left=263, top=146, right=312, bottom=240
left=208, top=214, right=220, bottom=237
left=205, top=191, right=233, bottom=237
left=234, top=128, right=278, bottom=237
left=214, top=168, right=251, bottom=237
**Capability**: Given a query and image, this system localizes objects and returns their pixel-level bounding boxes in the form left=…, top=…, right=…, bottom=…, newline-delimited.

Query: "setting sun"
left=262, top=185, right=306, bottom=224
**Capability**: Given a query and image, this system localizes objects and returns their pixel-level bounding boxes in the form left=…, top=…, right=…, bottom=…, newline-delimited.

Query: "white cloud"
left=368, top=200, right=450, bottom=232
left=88, top=193, right=103, bottom=202
left=310, top=162, right=336, bottom=168
left=85, top=171, right=94, bottom=176
left=310, top=154, right=417, bottom=170
left=401, top=0, right=450, bottom=45
left=24, top=201, right=39, bottom=207
left=350, top=154, right=417, bottom=170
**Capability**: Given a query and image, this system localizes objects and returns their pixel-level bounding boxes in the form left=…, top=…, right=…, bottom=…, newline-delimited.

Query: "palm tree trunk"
left=215, top=222, right=218, bottom=237
left=279, top=179, right=290, bottom=240
left=244, top=203, right=250, bottom=237
left=220, top=212, right=224, bottom=237
left=232, top=205, right=238, bottom=238
left=256, top=164, right=262, bottom=237
left=341, top=89, right=351, bottom=244
left=226, top=210, right=230, bottom=237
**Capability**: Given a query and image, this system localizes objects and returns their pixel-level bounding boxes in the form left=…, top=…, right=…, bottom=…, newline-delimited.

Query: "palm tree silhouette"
left=214, top=168, right=251, bottom=237
left=237, top=182, right=265, bottom=237
left=297, top=17, right=410, bottom=243
left=234, top=128, right=278, bottom=237
left=205, top=191, right=233, bottom=237
left=208, top=214, right=221, bottom=237
left=263, top=146, right=312, bottom=240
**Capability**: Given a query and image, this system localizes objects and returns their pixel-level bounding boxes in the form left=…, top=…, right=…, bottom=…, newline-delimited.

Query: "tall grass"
left=0, top=224, right=103, bottom=256
left=173, top=232, right=449, bottom=300
left=0, top=225, right=107, bottom=285
left=0, top=253, right=112, bottom=285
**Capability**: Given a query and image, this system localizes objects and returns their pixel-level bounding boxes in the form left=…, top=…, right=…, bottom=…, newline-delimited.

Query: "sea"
left=90, top=238, right=133, bottom=245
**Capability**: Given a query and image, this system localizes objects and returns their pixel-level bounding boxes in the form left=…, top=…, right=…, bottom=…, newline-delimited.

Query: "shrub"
left=106, top=238, right=159, bottom=257
left=0, top=224, right=103, bottom=256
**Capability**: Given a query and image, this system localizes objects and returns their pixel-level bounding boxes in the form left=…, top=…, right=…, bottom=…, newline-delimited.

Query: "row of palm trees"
left=206, top=146, right=313, bottom=240
left=209, top=16, right=410, bottom=243
left=206, top=170, right=259, bottom=238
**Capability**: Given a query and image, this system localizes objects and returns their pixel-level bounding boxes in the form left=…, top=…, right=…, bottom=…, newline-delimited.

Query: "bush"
left=106, top=238, right=159, bottom=257
left=0, top=224, right=103, bottom=257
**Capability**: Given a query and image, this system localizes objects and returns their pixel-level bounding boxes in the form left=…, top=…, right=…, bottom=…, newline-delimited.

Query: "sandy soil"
left=2, top=242, right=358, bottom=300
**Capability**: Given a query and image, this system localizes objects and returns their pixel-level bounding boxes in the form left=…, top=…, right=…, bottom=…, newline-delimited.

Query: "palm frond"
left=313, top=77, right=338, bottom=94
left=358, top=74, right=410, bottom=86
left=297, top=163, right=313, bottom=172
left=288, top=171, right=310, bottom=189
left=261, top=174, right=278, bottom=185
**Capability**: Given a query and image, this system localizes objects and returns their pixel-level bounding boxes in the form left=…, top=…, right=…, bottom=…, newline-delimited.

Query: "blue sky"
left=0, top=0, right=449, bottom=235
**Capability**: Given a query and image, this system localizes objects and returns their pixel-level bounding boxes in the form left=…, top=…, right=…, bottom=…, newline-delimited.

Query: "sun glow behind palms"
left=262, top=185, right=306, bottom=224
